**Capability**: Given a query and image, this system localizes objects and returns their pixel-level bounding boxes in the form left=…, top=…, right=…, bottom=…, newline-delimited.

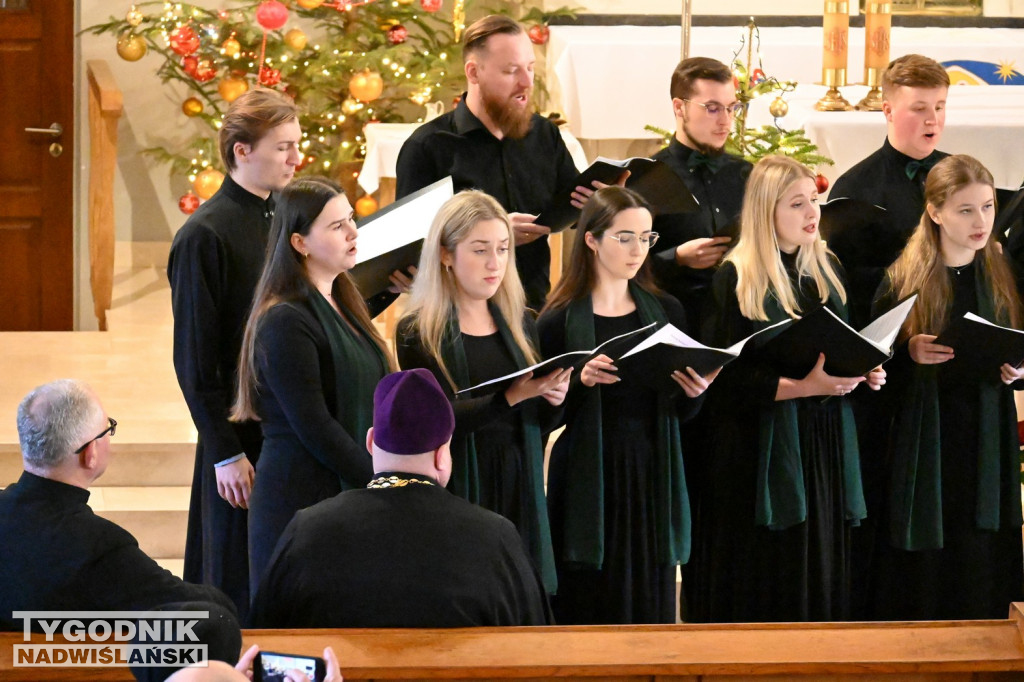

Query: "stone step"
left=0, top=443, right=195, bottom=488
left=89, top=485, right=190, bottom=560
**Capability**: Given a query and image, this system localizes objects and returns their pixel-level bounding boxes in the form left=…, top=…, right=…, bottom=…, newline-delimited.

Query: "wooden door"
left=0, top=0, right=74, bottom=330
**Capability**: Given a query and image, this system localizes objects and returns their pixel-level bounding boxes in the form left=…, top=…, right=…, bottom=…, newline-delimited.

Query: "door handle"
left=24, top=123, right=63, bottom=137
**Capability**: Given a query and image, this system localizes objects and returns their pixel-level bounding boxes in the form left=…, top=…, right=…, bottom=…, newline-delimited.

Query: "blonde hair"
left=725, top=155, right=846, bottom=321
left=400, top=190, right=538, bottom=390
left=886, top=154, right=1021, bottom=339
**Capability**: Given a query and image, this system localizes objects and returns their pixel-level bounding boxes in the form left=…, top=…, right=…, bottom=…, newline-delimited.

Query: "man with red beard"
left=395, top=14, right=583, bottom=310
left=648, top=57, right=752, bottom=334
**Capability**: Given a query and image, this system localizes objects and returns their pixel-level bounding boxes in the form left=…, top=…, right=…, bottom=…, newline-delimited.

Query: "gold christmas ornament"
left=125, top=5, right=144, bottom=27
left=181, top=97, right=204, bottom=117
left=355, top=195, right=378, bottom=217
left=379, top=18, right=399, bottom=31
left=284, top=28, right=307, bottom=50
left=221, top=37, right=241, bottom=57
left=218, top=76, right=249, bottom=103
left=768, top=96, right=789, bottom=118
left=193, top=168, right=225, bottom=200
left=116, top=31, right=147, bottom=62
left=348, top=70, right=383, bottom=103
left=296, top=0, right=325, bottom=7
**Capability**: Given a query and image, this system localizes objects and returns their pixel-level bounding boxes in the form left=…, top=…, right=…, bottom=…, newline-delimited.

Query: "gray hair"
left=17, top=379, right=103, bottom=470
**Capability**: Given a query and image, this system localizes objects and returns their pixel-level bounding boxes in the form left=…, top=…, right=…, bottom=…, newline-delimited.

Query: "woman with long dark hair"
left=537, top=186, right=716, bottom=624
left=693, top=155, right=884, bottom=623
left=233, top=177, right=392, bottom=595
left=396, top=190, right=570, bottom=595
left=872, top=154, right=1024, bottom=620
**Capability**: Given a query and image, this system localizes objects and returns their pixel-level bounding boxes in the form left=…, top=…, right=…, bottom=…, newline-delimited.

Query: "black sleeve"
left=702, top=264, right=782, bottom=408
left=168, top=225, right=245, bottom=467
left=496, top=520, right=554, bottom=626
left=395, top=135, right=440, bottom=201
left=395, top=317, right=519, bottom=435
left=92, top=524, right=236, bottom=616
left=256, top=305, right=373, bottom=486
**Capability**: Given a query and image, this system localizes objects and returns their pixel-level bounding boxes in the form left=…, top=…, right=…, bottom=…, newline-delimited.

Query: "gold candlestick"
left=816, top=0, right=853, bottom=111
left=857, top=0, right=891, bottom=111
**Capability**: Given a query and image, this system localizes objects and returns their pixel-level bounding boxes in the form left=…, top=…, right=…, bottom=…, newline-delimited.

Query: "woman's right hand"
left=778, top=353, right=864, bottom=400
left=505, top=367, right=573, bottom=407
left=908, top=334, right=954, bottom=365
left=580, top=354, right=619, bottom=388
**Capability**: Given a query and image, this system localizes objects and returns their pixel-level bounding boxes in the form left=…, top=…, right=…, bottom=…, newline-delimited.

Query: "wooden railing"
left=86, top=60, right=123, bottom=331
left=4, top=604, right=1024, bottom=681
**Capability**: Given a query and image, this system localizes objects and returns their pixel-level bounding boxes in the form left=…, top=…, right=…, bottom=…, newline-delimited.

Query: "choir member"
left=232, top=177, right=392, bottom=596
left=167, top=88, right=301, bottom=619
left=871, top=154, right=1024, bottom=620
left=395, top=190, right=570, bottom=594
left=395, top=14, right=587, bottom=310
left=830, top=54, right=950, bottom=326
left=537, top=186, right=716, bottom=624
left=650, top=56, right=753, bottom=331
left=694, top=155, right=884, bottom=623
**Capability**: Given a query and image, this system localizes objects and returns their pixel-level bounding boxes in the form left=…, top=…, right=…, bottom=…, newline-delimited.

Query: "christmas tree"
left=86, top=0, right=574, bottom=214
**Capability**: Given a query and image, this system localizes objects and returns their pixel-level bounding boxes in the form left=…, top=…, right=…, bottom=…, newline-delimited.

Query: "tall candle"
left=822, top=1, right=849, bottom=72
left=864, top=1, right=892, bottom=71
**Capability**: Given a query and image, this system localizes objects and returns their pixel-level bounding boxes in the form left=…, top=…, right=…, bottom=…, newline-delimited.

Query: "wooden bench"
left=4, top=604, right=1024, bottom=681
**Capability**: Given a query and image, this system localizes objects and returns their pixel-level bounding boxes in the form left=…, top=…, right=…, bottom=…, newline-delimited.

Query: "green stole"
left=439, top=302, right=556, bottom=594
left=562, top=282, right=691, bottom=568
left=753, top=287, right=866, bottom=530
left=888, top=265, right=1021, bottom=550
left=308, top=292, right=389, bottom=489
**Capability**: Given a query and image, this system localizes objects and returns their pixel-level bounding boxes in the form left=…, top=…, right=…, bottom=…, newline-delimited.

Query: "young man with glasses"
left=649, top=57, right=752, bottom=333
left=0, top=379, right=237, bottom=634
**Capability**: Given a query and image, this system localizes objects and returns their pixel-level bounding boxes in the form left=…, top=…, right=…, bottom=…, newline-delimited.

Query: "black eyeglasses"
left=75, top=417, right=117, bottom=454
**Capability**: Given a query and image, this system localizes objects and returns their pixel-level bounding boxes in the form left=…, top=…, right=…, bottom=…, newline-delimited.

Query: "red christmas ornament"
left=420, top=0, right=442, bottom=12
left=386, top=24, right=408, bottom=45
left=169, top=25, right=200, bottom=56
left=527, top=24, right=549, bottom=45
left=193, top=58, right=217, bottom=83
left=179, top=192, right=200, bottom=214
left=815, top=173, right=829, bottom=194
left=181, top=55, right=199, bottom=77
left=732, top=76, right=740, bottom=90
left=258, top=66, right=281, bottom=86
left=255, top=0, right=289, bottom=31
left=751, top=68, right=766, bottom=84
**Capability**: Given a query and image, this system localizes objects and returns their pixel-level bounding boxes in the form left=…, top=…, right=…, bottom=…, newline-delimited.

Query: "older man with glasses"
left=0, top=379, right=238, bottom=643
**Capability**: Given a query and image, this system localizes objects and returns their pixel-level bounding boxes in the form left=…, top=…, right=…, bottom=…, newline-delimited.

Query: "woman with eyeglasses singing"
left=395, top=190, right=571, bottom=598
left=692, top=155, right=884, bottom=624
left=232, top=177, right=393, bottom=599
left=536, top=186, right=718, bottom=624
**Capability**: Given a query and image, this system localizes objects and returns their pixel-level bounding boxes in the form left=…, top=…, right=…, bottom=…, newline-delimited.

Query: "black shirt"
left=649, top=138, right=752, bottom=333
left=830, top=137, right=949, bottom=327
left=395, top=97, right=580, bottom=309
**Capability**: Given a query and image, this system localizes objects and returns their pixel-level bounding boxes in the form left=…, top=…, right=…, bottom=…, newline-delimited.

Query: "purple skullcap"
left=372, top=368, right=455, bottom=455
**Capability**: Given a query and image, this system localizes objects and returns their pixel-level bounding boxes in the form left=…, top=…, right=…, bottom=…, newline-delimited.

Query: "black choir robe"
left=249, top=476, right=552, bottom=628
left=167, top=173, right=272, bottom=621
left=649, top=138, right=752, bottom=335
left=0, top=472, right=234, bottom=629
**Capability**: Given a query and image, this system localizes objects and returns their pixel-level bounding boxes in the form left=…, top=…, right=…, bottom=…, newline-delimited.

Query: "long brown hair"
left=542, top=186, right=660, bottom=314
left=232, top=177, right=393, bottom=421
left=885, top=154, right=1021, bottom=339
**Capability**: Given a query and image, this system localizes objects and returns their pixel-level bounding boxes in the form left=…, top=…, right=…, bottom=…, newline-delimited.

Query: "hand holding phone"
left=253, top=650, right=326, bottom=682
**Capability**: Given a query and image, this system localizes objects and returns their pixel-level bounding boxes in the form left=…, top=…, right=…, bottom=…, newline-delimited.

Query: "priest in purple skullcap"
left=249, top=369, right=551, bottom=628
